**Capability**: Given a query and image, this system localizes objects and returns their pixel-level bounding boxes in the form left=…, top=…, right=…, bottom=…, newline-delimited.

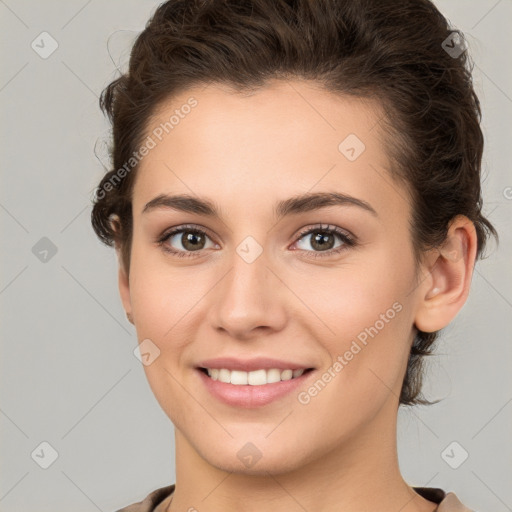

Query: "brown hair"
left=91, top=0, right=498, bottom=405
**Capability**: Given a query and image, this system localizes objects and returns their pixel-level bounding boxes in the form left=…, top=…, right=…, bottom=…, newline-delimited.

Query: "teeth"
left=267, top=368, right=281, bottom=383
left=281, top=369, right=293, bottom=381
left=230, top=370, right=248, bottom=385
left=218, top=368, right=230, bottom=383
left=205, top=367, right=306, bottom=385
left=248, top=369, right=267, bottom=385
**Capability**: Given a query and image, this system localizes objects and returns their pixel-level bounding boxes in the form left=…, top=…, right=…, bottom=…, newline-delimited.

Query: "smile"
left=196, top=366, right=316, bottom=408
left=201, top=367, right=309, bottom=385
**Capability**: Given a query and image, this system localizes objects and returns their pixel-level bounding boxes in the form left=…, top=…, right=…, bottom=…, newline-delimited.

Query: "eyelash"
left=156, top=223, right=357, bottom=259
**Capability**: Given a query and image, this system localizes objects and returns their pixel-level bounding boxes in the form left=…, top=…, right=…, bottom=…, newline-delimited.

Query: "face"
left=120, top=79, right=423, bottom=474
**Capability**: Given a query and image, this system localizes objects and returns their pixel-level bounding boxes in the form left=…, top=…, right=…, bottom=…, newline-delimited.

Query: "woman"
left=91, top=0, right=498, bottom=510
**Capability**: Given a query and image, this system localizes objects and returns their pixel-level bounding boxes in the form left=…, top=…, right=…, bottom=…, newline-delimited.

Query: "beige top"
left=115, top=484, right=475, bottom=511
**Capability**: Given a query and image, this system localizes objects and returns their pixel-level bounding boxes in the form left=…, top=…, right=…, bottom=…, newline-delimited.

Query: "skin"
left=116, top=79, right=477, bottom=512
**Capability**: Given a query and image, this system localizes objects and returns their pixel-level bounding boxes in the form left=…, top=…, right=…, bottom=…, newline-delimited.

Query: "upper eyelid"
left=161, top=224, right=216, bottom=242
left=296, top=224, right=352, bottom=238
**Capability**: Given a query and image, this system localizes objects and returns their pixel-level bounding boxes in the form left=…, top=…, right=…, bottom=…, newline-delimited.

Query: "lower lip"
left=196, top=369, right=314, bottom=408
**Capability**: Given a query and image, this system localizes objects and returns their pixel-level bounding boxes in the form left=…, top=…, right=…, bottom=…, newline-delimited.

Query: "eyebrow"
left=142, top=191, right=378, bottom=219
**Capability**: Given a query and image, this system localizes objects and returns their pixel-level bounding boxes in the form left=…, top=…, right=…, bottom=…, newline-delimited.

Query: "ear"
left=117, top=250, right=133, bottom=324
left=414, top=215, right=478, bottom=333
left=110, top=214, right=133, bottom=325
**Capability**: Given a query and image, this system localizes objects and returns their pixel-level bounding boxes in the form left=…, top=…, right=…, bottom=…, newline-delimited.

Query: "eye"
left=291, top=224, right=356, bottom=258
left=157, top=224, right=218, bottom=258
left=157, top=223, right=356, bottom=259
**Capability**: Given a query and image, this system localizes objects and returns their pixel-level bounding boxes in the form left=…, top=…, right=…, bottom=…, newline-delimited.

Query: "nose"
left=207, top=246, right=288, bottom=340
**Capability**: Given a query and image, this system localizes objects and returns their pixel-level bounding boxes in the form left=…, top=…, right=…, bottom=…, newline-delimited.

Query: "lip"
left=196, top=357, right=314, bottom=372
left=196, top=366, right=316, bottom=408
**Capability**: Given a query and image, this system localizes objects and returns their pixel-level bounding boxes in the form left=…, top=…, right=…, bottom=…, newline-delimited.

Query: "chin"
left=205, top=449, right=305, bottom=476
left=193, top=433, right=314, bottom=476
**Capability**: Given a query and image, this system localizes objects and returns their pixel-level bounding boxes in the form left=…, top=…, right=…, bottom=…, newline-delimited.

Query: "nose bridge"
left=209, top=234, right=286, bottom=336
left=223, top=237, right=272, bottom=309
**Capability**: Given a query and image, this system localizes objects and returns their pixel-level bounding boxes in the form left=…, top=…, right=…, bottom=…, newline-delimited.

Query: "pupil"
left=312, top=232, right=333, bottom=251
left=183, top=232, right=203, bottom=251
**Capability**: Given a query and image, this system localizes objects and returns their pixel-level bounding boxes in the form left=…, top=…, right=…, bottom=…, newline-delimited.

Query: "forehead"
left=133, top=79, right=408, bottom=222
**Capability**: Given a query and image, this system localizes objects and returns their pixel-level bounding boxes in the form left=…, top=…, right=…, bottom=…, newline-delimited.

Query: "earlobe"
left=414, top=215, right=477, bottom=333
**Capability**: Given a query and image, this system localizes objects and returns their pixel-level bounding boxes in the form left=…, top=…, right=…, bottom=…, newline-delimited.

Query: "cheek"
left=128, top=239, right=206, bottom=339
left=127, top=245, right=218, bottom=415
left=296, top=244, right=412, bottom=338
left=127, top=251, right=199, bottom=420
left=293, top=248, right=415, bottom=395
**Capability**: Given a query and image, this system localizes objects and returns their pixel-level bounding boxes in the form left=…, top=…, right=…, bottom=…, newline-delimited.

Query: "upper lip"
left=197, top=357, right=314, bottom=372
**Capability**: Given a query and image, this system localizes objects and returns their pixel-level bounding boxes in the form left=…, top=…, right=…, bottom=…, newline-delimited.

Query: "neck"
left=167, top=399, right=437, bottom=512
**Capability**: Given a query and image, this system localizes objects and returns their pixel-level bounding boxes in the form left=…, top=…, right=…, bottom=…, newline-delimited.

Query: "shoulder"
left=117, top=484, right=477, bottom=512
left=114, top=484, right=175, bottom=512
left=413, top=486, right=476, bottom=512
left=439, top=491, right=476, bottom=512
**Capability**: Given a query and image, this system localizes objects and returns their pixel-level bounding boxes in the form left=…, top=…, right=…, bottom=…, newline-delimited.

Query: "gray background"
left=1, top=1, right=511, bottom=511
